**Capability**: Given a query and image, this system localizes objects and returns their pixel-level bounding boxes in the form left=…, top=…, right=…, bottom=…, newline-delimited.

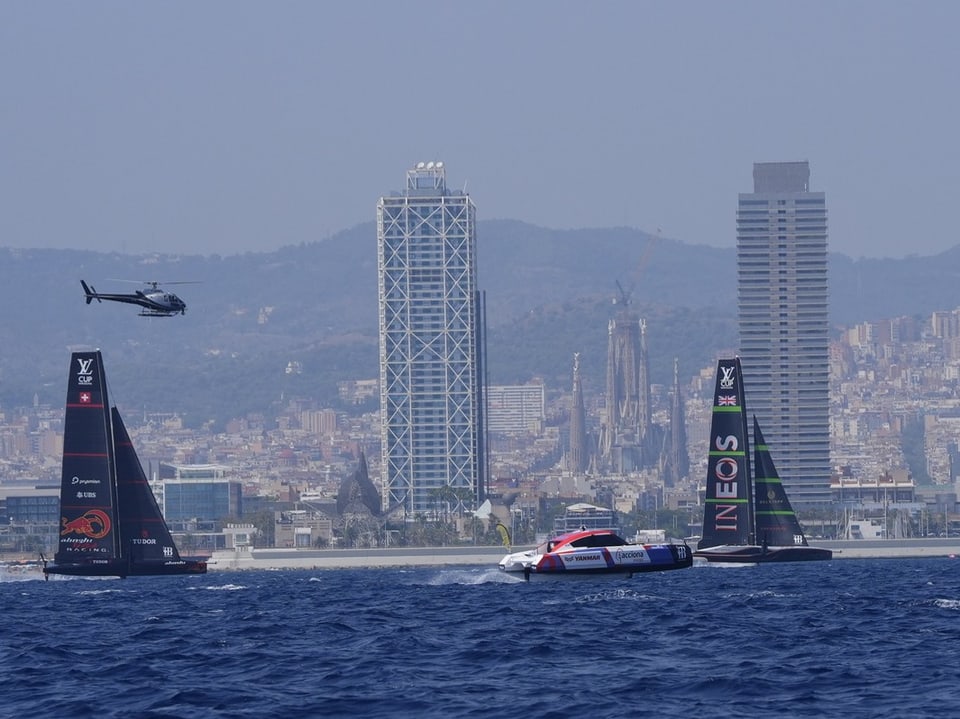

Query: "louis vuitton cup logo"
left=76, top=357, right=94, bottom=386
left=719, top=365, right=736, bottom=391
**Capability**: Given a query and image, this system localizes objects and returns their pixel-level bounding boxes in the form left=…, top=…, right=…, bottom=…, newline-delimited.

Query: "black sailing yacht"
left=42, top=351, right=207, bottom=578
left=694, top=357, right=832, bottom=564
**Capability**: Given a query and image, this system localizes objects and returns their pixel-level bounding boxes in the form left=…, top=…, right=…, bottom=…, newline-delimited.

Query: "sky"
left=2, top=2, right=958, bottom=259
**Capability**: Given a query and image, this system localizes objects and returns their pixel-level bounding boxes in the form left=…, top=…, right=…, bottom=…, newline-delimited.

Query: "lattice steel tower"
left=737, top=161, right=830, bottom=504
left=377, top=162, right=487, bottom=515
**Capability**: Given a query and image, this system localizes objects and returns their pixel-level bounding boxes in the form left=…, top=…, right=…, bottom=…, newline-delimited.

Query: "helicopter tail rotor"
left=80, top=280, right=101, bottom=304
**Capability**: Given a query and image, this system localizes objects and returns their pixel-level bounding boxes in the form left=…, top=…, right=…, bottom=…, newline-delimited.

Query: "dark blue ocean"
left=2, top=558, right=959, bottom=718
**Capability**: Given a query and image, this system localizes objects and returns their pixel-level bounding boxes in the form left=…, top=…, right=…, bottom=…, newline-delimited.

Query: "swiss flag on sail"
left=79, top=392, right=91, bottom=404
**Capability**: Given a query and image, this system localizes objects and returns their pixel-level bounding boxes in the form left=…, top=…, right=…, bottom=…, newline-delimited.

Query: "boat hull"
left=501, top=542, right=693, bottom=580
left=43, top=558, right=208, bottom=578
left=694, top=544, right=832, bottom=564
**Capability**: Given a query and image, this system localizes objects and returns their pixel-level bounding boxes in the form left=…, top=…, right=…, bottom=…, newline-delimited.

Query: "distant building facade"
left=159, top=463, right=243, bottom=522
left=300, top=408, right=338, bottom=436
left=377, top=162, right=487, bottom=515
left=274, top=511, right=333, bottom=548
left=1, top=485, right=59, bottom=554
left=552, top=502, right=618, bottom=533
left=487, top=384, right=545, bottom=435
left=737, top=161, right=830, bottom=503
left=4, top=491, right=59, bottom=524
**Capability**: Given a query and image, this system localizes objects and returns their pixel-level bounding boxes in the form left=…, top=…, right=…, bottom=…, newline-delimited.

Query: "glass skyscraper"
left=377, top=162, right=486, bottom=516
left=737, top=161, right=831, bottom=504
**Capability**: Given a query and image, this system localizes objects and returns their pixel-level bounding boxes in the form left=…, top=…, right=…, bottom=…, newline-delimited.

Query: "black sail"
left=752, top=417, right=808, bottom=547
left=698, top=358, right=753, bottom=550
left=52, top=351, right=120, bottom=567
left=44, top=350, right=206, bottom=578
left=694, top=359, right=832, bottom=563
left=113, top=407, right=184, bottom=565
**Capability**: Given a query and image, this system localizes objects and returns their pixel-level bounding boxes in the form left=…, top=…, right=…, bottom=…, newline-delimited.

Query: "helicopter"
left=80, top=280, right=192, bottom=317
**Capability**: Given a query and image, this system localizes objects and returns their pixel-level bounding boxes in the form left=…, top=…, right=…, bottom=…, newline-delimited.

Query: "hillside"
left=2, top=221, right=957, bottom=427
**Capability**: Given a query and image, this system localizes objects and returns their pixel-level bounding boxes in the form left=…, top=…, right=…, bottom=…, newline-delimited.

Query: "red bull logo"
left=61, top=509, right=111, bottom=539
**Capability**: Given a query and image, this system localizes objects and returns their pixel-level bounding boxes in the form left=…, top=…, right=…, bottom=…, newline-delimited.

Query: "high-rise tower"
left=737, top=161, right=830, bottom=504
left=659, top=358, right=689, bottom=487
left=377, top=162, right=487, bottom=515
left=568, top=353, right=590, bottom=474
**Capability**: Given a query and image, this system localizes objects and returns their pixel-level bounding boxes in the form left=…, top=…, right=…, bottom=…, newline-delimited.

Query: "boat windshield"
left=539, top=533, right=629, bottom=553
left=568, top=534, right=629, bottom=548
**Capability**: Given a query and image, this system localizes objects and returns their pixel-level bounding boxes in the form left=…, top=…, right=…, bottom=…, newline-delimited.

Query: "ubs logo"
left=76, top=357, right=94, bottom=386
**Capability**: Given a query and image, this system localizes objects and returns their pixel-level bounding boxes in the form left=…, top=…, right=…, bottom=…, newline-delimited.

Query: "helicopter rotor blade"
left=105, top=278, right=201, bottom=286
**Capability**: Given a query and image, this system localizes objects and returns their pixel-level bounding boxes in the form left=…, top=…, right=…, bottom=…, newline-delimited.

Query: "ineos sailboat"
left=42, top=351, right=207, bottom=578
left=695, top=358, right=832, bottom=564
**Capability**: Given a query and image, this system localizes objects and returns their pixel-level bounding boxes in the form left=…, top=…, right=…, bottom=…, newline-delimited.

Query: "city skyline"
left=3, top=3, right=960, bottom=259
left=5, top=297, right=960, bottom=559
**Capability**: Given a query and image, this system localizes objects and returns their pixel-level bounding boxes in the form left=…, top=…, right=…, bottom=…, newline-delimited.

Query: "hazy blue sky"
left=2, top=2, right=957, bottom=258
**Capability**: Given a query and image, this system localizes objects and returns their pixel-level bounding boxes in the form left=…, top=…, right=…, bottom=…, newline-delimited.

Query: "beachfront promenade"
left=207, top=545, right=510, bottom=571
left=206, top=538, right=960, bottom=571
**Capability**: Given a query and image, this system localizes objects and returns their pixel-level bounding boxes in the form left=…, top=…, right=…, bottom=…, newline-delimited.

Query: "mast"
left=742, top=360, right=755, bottom=544
left=106, top=371, right=121, bottom=561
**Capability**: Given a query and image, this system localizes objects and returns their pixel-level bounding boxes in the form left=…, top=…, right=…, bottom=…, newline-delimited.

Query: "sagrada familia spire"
left=598, top=286, right=660, bottom=473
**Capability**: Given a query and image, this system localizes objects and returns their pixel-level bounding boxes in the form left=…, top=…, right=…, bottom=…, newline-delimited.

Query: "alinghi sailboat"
left=695, top=358, right=832, bottom=564
left=42, top=351, right=207, bottom=578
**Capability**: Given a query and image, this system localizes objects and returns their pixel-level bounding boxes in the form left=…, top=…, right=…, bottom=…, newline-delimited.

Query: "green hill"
left=1, top=220, right=955, bottom=427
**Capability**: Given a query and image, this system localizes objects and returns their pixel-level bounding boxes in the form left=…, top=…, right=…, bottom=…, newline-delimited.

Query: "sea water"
left=2, top=558, right=959, bottom=718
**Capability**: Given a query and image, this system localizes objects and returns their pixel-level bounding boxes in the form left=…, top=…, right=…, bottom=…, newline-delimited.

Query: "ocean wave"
left=4, top=558, right=960, bottom=717
left=932, top=597, right=960, bottom=610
